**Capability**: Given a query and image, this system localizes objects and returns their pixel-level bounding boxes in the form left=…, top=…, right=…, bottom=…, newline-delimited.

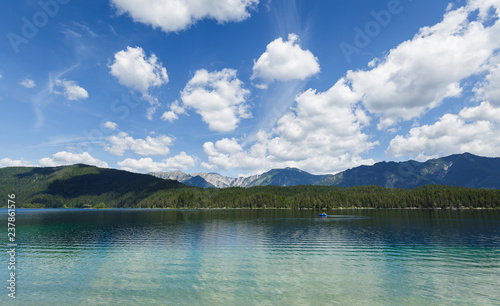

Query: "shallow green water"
left=2, top=209, right=500, bottom=305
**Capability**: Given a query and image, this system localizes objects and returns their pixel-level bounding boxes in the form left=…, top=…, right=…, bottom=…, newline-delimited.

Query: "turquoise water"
left=2, top=209, right=500, bottom=305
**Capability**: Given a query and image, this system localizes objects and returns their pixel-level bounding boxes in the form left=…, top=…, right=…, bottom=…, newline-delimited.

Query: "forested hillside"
left=1, top=164, right=499, bottom=209
left=0, top=164, right=182, bottom=208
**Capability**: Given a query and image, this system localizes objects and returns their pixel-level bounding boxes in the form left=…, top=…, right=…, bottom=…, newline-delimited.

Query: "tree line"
left=13, top=185, right=497, bottom=209
left=2, top=165, right=499, bottom=209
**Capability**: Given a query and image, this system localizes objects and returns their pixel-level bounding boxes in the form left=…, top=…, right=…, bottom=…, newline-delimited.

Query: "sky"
left=1, top=0, right=499, bottom=177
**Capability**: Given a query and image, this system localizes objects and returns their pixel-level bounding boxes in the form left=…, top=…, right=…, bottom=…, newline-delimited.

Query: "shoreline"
left=2, top=206, right=499, bottom=210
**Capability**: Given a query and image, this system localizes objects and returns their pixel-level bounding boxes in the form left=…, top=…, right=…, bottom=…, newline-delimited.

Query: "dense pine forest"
left=132, top=185, right=500, bottom=209
left=1, top=164, right=499, bottom=209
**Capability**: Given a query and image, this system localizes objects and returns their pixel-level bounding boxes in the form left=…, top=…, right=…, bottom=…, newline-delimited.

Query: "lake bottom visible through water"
left=2, top=208, right=499, bottom=305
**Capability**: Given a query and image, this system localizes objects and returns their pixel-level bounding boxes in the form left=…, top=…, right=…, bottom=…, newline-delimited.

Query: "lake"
left=2, top=209, right=500, bottom=305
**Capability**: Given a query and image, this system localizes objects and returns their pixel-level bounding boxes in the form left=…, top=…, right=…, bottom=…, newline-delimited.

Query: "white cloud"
left=459, top=102, right=500, bottom=123
left=202, top=79, right=377, bottom=174
left=346, top=0, right=500, bottom=128
left=252, top=33, right=320, bottom=84
left=211, top=138, right=243, bottom=154
left=103, top=121, right=118, bottom=130
left=73, top=22, right=100, bottom=38
left=202, top=139, right=264, bottom=171
left=161, top=111, right=178, bottom=122
left=386, top=112, right=500, bottom=160
left=20, top=78, right=36, bottom=88
left=144, top=96, right=161, bottom=120
left=109, top=46, right=169, bottom=119
left=118, top=158, right=162, bottom=173
left=0, top=158, right=37, bottom=168
left=55, top=79, right=89, bottom=101
left=109, top=46, right=168, bottom=94
left=180, top=68, right=250, bottom=132
left=104, top=132, right=174, bottom=156
left=38, top=152, right=109, bottom=168
left=474, top=55, right=500, bottom=106
left=110, top=0, right=258, bottom=33
left=381, top=1, right=500, bottom=160
left=161, top=100, right=186, bottom=123
left=162, top=152, right=197, bottom=170
left=118, top=152, right=197, bottom=173
left=61, top=28, right=82, bottom=39
left=252, top=83, right=268, bottom=90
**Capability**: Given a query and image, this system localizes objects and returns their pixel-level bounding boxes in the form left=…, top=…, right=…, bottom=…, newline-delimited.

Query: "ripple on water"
left=5, top=209, right=500, bottom=305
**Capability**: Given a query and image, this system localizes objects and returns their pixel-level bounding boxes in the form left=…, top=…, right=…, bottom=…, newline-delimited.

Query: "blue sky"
left=1, top=0, right=499, bottom=177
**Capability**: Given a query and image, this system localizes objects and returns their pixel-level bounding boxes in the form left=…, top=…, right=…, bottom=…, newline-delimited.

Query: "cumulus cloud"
left=386, top=112, right=500, bottom=160
left=109, top=46, right=168, bottom=94
left=104, top=132, right=174, bottom=156
left=109, top=46, right=168, bottom=119
left=0, top=158, right=37, bottom=168
left=162, top=152, right=197, bottom=170
left=110, top=0, right=258, bottom=33
left=161, top=111, right=179, bottom=123
left=20, top=78, right=36, bottom=88
left=346, top=0, right=500, bottom=128
left=459, top=102, right=500, bottom=123
left=210, top=138, right=243, bottom=154
left=474, top=55, right=500, bottom=106
left=55, top=79, right=89, bottom=101
left=252, top=33, right=320, bottom=85
left=118, top=158, right=160, bottom=173
left=161, top=100, right=186, bottom=123
left=38, top=152, right=109, bottom=168
left=103, top=121, right=118, bottom=130
left=118, top=152, right=197, bottom=173
left=202, top=79, right=377, bottom=174
left=195, top=0, right=500, bottom=174
left=178, top=68, right=250, bottom=132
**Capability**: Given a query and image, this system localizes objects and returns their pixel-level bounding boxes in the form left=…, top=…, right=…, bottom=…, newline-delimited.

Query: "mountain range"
left=1, top=152, right=499, bottom=209
left=150, top=153, right=500, bottom=189
left=2, top=161, right=500, bottom=209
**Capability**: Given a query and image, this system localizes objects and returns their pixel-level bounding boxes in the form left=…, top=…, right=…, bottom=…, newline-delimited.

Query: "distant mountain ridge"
left=2, top=162, right=500, bottom=209
left=150, top=171, right=260, bottom=188
left=321, top=152, right=500, bottom=189
left=150, top=167, right=326, bottom=188
left=150, top=153, right=500, bottom=189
